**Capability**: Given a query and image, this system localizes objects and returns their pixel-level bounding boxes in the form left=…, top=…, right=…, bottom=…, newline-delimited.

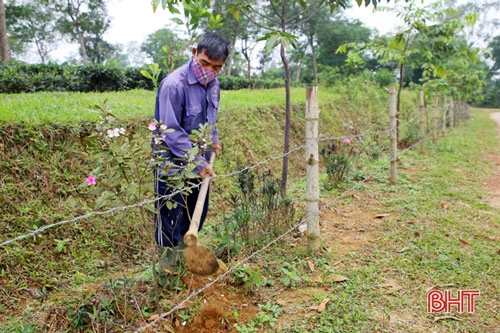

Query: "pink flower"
left=162, top=135, right=167, bottom=142
left=159, top=124, right=167, bottom=131
left=86, top=175, right=96, bottom=186
left=148, top=122, right=157, bottom=131
left=343, top=138, right=351, bottom=144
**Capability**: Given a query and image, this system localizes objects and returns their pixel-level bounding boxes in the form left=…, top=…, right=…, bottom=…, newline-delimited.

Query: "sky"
left=103, top=0, right=403, bottom=45
left=51, top=0, right=404, bottom=62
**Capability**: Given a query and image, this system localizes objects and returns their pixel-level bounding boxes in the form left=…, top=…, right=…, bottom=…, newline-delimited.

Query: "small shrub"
left=215, top=167, right=296, bottom=258
left=320, top=139, right=355, bottom=189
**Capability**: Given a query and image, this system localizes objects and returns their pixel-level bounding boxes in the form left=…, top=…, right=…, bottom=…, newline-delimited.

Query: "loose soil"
left=484, top=112, right=500, bottom=209
left=144, top=190, right=386, bottom=333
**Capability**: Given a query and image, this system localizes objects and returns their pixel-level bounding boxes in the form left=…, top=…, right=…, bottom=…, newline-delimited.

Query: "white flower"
left=148, top=122, right=156, bottom=131
left=118, top=127, right=126, bottom=135
left=159, top=124, right=167, bottom=131
left=107, top=128, right=120, bottom=138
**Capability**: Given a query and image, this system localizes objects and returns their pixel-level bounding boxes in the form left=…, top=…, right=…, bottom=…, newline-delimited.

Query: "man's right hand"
left=198, top=164, right=215, bottom=178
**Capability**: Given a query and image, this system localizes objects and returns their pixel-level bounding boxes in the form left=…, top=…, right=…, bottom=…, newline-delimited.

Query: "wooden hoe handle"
left=184, top=152, right=215, bottom=247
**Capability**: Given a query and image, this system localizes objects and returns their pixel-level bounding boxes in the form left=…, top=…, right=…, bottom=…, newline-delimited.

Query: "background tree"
left=316, top=17, right=371, bottom=76
left=140, top=27, right=189, bottom=74
left=6, top=2, right=57, bottom=63
left=80, top=0, right=112, bottom=63
left=489, top=35, right=500, bottom=74
left=0, top=0, right=9, bottom=61
left=291, top=5, right=342, bottom=84
left=49, top=0, right=111, bottom=64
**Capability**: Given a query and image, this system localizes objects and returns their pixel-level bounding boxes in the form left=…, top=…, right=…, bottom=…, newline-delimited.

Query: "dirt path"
left=484, top=112, right=500, bottom=208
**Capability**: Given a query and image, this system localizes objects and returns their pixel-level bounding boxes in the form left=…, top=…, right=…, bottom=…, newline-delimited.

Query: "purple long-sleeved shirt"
left=154, top=59, right=220, bottom=174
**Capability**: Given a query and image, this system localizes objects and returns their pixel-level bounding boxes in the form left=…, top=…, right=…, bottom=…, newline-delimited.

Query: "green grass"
left=244, top=109, right=500, bottom=332
left=0, top=88, right=311, bottom=123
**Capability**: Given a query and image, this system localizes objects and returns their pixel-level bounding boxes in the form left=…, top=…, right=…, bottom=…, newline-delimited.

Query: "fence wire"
left=0, top=101, right=469, bottom=331
left=0, top=109, right=428, bottom=248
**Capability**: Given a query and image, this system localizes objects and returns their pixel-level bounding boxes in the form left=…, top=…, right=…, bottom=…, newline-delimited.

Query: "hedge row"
left=0, top=62, right=285, bottom=93
left=0, top=62, right=156, bottom=93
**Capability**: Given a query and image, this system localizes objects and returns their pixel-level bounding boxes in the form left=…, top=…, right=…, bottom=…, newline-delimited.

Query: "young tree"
left=339, top=1, right=478, bottom=145
left=154, top=0, right=407, bottom=196
left=292, top=5, right=341, bottom=84
left=232, top=0, right=351, bottom=196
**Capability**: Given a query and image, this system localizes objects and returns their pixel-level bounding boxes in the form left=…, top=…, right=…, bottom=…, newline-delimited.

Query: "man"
left=153, top=32, right=229, bottom=280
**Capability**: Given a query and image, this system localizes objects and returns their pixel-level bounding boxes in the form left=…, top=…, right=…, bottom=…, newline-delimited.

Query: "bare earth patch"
left=484, top=112, right=500, bottom=209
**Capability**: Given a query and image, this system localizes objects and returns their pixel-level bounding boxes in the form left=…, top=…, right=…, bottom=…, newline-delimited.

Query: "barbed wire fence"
left=139, top=86, right=470, bottom=331
left=0, top=86, right=470, bottom=331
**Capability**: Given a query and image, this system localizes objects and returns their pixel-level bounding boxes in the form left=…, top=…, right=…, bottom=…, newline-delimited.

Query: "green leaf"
left=168, top=2, right=181, bottom=15
left=336, top=44, right=347, bottom=54
left=66, top=195, right=77, bottom=209
left=140, top=70, right=153, bottom=80
left=170, top=18, right=184, bottom=25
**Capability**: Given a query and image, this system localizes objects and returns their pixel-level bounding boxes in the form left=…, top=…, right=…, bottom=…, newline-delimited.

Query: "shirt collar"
left=187, top=58, right=198, bottom=85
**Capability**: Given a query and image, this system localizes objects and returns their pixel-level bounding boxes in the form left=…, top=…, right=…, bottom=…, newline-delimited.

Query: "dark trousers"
left=154, top=171, right=209, bottom=248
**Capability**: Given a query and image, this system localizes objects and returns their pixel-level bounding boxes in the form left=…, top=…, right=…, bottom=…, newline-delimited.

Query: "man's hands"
left=198, top=145, right=221, bottom=178
left=213, top=144, right=222, bottom=157
left=198, top=164, right=215, bottom=178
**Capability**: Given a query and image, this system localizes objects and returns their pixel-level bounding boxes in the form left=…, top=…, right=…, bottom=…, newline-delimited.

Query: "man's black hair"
left=196, top=32, right=230, bottom=61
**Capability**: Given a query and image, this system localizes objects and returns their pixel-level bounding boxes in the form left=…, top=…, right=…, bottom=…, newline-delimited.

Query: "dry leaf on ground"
left=433, top=316, right=461, bottom=322
left=459, top=238, right=473, bottom=248
left=317, top=298, right=330, bottom=312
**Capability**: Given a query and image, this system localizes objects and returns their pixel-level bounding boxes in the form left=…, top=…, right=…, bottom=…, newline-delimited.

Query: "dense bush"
left=218, top=75, right=285, bottom=90
left=0, top=61, right=285, bottom=93
left=0, top=61, right=157, bottom=93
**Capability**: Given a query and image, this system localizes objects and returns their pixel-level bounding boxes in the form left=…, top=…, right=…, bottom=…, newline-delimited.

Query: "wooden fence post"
left=419, top=89, right=426, bottom=154
left=305, top=86, right=320, bottom=251
left=432, top=93, right=440, bottom=142
left=449, top=95, right=455, bottom=127
left=441, top=95, right=447, bottom=135
left=389, top=86, right=397, bottom=185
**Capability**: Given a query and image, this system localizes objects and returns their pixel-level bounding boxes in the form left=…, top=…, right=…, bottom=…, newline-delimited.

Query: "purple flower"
left=343, top=138, right=351, bottom=144
left=148, top=122, right=157, bottom=131
left=86, top=175, right=96, bottom=186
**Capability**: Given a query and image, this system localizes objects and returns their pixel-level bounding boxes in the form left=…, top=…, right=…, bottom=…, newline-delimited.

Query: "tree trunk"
left=280, top=39, right=291, bottom=197
left=279, top=0, right=292, bottom=197
left=309, top=35, right=318, bottom=85
left=225, top=22, right=238, bottom=76
left=0, top=0, right=9, bottom=62
left=241, top=39, right=252, bottom=87
left=396, top=62, right=403, bottom=146
left=75, top=22, right=88, bottom=63
left=295, top=59, right=302, bottom=82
